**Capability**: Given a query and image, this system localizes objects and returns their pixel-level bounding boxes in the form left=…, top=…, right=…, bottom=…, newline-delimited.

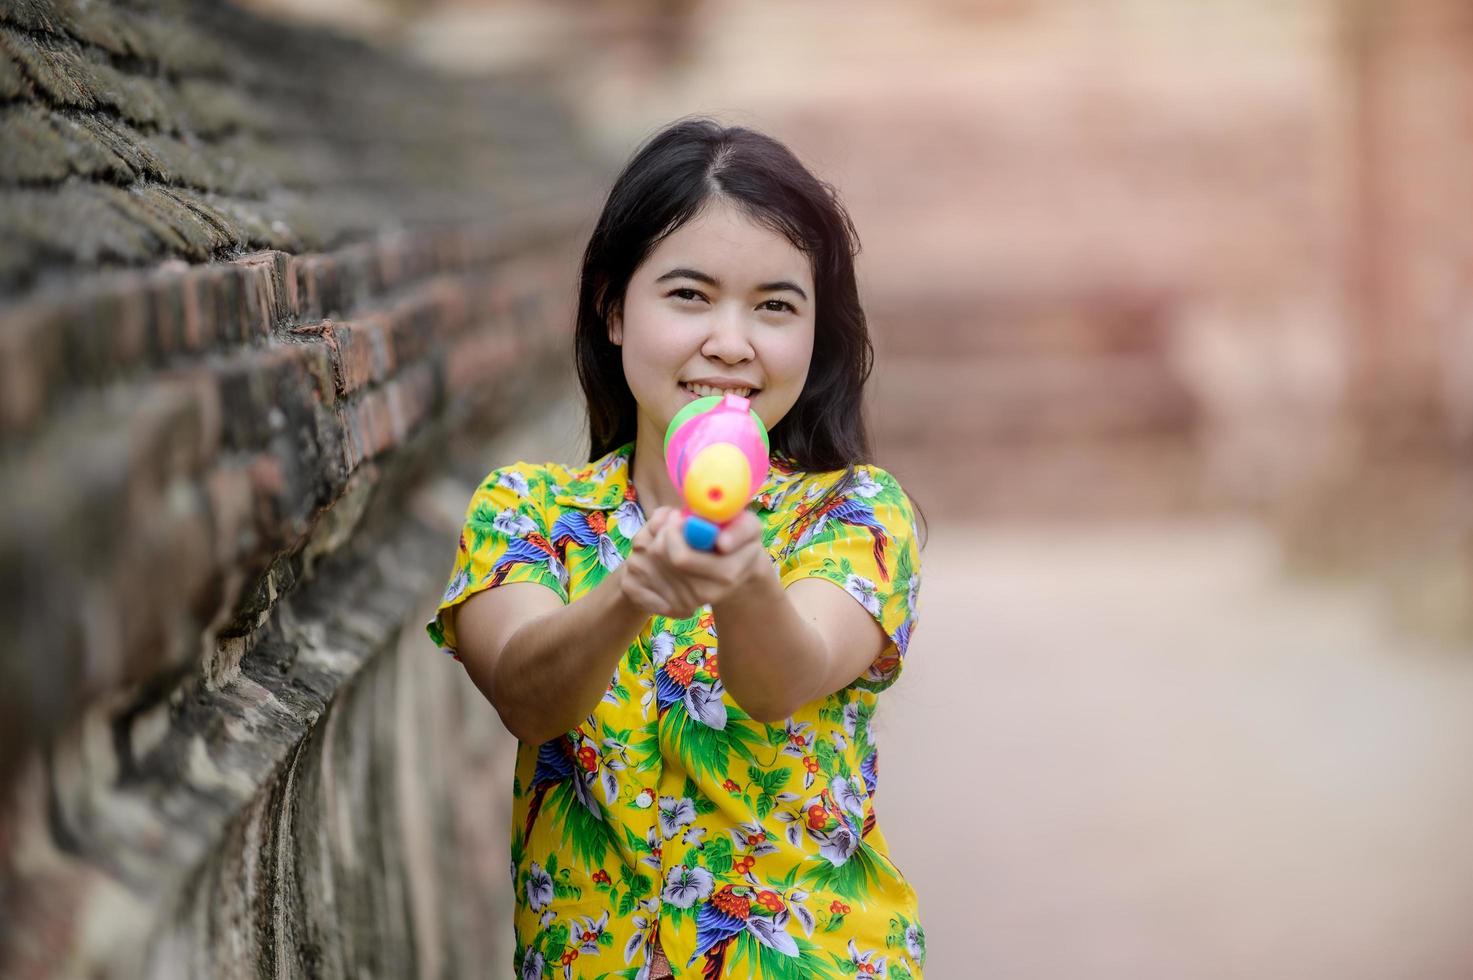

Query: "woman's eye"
left=760, top=299, right=797, bottom=314
left=668, top=288, right=705, bottom=303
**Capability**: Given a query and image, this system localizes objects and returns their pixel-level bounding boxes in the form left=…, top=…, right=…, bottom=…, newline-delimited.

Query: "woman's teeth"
left=682, top=383, right=752, bottom=398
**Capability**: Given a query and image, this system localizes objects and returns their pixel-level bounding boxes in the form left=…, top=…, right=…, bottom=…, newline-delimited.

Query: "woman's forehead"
left=644, top=201, right=812, bottom=286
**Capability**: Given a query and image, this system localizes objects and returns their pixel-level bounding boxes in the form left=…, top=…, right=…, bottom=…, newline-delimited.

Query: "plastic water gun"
left=663, top=394, right=769, bottom=551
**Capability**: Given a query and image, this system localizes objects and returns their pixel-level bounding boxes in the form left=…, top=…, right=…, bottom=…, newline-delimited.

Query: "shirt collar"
left=551, top=441, right=801, bottom=513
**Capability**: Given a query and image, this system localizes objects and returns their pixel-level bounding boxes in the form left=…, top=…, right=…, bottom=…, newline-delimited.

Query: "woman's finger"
left=714, top=509, right=762, bottom=554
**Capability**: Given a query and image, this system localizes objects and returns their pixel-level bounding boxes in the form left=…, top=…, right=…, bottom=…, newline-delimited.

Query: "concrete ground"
left=876, top=519, right=1473, bottom=980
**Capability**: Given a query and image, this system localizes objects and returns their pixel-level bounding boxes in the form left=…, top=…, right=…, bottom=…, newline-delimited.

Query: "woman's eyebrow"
left=655, top=267, right=808, bottom=302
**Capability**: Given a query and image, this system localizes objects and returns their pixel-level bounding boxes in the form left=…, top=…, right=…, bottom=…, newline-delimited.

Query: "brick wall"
left=0, top=1, right=600, bottom=976
left=1278, top=0, right=1473, bottom=641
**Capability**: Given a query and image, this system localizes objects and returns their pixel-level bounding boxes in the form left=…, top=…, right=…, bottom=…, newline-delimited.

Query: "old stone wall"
left=1278, top=0, right=1473, bottom=641
left=0, top=1, right=598, bottom=976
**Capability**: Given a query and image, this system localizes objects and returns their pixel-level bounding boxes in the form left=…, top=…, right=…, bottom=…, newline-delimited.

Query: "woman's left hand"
left=636, top=507, right=774, bottom=617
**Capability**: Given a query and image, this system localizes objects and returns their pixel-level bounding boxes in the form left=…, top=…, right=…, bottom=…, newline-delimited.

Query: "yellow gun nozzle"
left=683, top=443, right=751, bottom=523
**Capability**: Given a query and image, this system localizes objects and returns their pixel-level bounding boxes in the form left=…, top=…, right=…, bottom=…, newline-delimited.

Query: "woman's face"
left=610, top=198, right=816, bottom=451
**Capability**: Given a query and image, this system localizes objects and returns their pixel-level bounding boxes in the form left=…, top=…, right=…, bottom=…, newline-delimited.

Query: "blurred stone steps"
left=879, top=435, right=1203, bottom=520
left=866, top=296, right=1201, bottom=519
left=873, top=352, right=1195, bottom=445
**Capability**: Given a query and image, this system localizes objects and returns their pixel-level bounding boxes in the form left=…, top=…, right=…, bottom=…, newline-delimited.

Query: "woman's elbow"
left=730, top=688, right=807, bottom=725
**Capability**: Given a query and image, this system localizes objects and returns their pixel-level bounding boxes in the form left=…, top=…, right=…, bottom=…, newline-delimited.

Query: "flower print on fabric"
left=430, top=444, right=927, bottom=979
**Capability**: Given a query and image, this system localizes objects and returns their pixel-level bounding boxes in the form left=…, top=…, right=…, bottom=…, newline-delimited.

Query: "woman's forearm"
left=711, top=570, right=832, bottom=723
left=484, top=566, right=649, bottom=744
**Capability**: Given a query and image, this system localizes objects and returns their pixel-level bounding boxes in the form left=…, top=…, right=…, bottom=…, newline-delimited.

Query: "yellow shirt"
left=428, top=442, right=926, bottom=979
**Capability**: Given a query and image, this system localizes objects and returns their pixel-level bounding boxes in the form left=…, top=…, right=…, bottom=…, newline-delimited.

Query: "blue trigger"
left=684, top=516, right=719, bottom=551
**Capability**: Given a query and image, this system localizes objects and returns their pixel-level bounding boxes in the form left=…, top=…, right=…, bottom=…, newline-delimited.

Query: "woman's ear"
left=607, top=303, right=623, bottom=346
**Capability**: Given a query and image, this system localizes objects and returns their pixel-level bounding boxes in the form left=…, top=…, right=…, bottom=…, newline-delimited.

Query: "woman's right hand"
left=618, top=507, right=697, bottom=618
left=618, top=505, right=773, bottom=619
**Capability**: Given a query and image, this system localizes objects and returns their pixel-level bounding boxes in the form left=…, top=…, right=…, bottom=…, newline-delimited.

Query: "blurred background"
left=2, top=0, right=1470, bottom=977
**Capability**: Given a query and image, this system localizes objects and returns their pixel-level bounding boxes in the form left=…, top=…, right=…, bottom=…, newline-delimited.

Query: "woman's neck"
left=629, top=423, right=682, bottom=513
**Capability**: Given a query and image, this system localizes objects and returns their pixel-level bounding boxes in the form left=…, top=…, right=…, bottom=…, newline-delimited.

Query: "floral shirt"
left=428, top=442, right=927, bottom=980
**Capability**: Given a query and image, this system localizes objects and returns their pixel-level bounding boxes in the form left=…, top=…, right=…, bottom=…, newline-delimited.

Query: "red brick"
left=235, top=250, right=288, bottom=338
left=113, top=485, right=214, bottom=677
left=285, top=254, right=304, bottom=319
left=122, top=376, right=223, bottom=491
left=0, top=303, right=60, bottom=438
left=289, top=254, right=346, bottom=322
left=110, top=281, right=150, bottom=368
left=373, top=232, right=405, bottom=293
left=146, top=268, right=188, bottom=360
left=179, top=271, right=211, bottom=351
left=384, top=362, right=435, bottom=444
left=290, top=317, right=388, bottom=398
left=205, top=266, right=245, bottom=344
left=206, top=463, right=256, bottom=564
left=445, top=329, right=519, bottom=397
left=332, top=320, right=385, bottom=396
left=346, top=390, right=394, bottom=468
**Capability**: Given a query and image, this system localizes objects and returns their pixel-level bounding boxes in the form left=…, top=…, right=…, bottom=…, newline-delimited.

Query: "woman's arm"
left=636, top=509, right=890, bottom=722
left=455, top=567, right=649, bottom=744
left=454, top=507, right=706, bottom=744
left=712, top=570, right=888, bottom=722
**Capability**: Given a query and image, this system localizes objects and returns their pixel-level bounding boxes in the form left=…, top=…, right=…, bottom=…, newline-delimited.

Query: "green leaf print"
left=546, top=782, right=616, bottom=867
left=800, top=842, right=896, bottom=902
left=666, top=611, right=704, bottom=637
left=726, top=930, right=841, bottom=980
left=466, top=501, right=502, bottom=553
left=663, top=700, right=764, bottom=781
left=540, top=921, right=570, bottom=960
left=762, top=521, right=780, bottom=549
left=624, top=825, right=648, bottom=854
left=895, top=537, right=914, bottom=590
left=564, top=477, right=598, bottom=496
left=618, top=862, right=652, bottom=898
left=570, top=546, right=612, bottom=591
left=704, top=835, right=733, bottom=874
left=814, top=738, right=837, bottom=776
left=662, top=902, right=693, bottom=930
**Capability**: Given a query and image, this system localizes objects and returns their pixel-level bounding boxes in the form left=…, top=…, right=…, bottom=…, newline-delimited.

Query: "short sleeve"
left=426, top=462, right=569, bottom=658
left=777, top=466, right=922, bottom=692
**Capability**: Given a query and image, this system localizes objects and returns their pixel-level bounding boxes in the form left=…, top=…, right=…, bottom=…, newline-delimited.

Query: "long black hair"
left=574, top=118, right=874, bottom=474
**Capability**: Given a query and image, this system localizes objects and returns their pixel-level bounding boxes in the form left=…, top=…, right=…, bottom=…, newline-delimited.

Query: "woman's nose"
left=700, top=304, right=755, bottom=363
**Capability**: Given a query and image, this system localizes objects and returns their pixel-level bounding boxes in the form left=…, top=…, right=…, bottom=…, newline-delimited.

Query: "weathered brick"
left=334, top=241, right=379, bottom=303
left=112, top=480, right=215, bottom=681
left=329, top=319, right=382, bottom=397
left=234, top=251, right=288, bottom=339
left=290, top=316, right=388, bottom=399
left=128, top=375, right=223, bottom=487
left=444, top=329, right=520, bottom=400
left=349, top=390, right=394, bottom=466
left=0, top=302, right=61, bottom=438
left=384, top=361, right=436, bottom=445
left=284, top=254, right=308, bottom=320
left=179, top=270, right=213, bottom=352
left=205, top=463, right=256, bottom=565
left=287, top=254, right=349, bottom=323
left=373, top=231, right=410, bottom=293
left=206, top=266, right=245, bottom=345
left=146, top=265, right=189, bottom=361
left=215, top=342, right=333, bottom=452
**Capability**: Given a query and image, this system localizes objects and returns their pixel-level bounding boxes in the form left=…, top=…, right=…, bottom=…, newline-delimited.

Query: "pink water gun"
left=663, top=394, right=770, bottom=551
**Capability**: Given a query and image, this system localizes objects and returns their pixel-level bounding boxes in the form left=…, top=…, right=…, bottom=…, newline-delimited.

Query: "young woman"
left=429, top=118, right=927, bottom=980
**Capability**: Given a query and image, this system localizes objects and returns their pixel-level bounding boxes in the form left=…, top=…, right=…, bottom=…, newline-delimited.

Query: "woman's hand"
left=618, top=507, right=773, bottom=618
